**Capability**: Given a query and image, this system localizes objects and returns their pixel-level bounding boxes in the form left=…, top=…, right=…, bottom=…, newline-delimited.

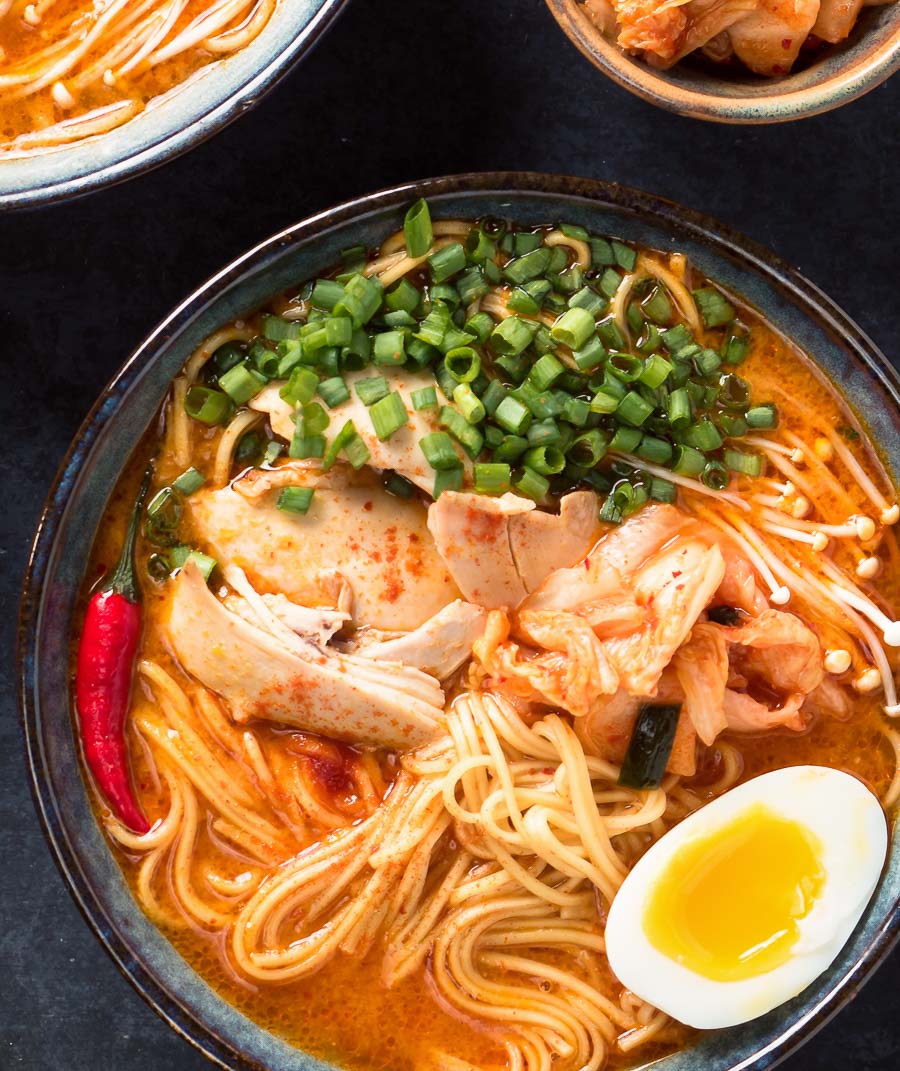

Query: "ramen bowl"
left=19, top=173, right=900, bottom=1071
left=0, top=0, right=347, bottom=211
left=545, top=0, right=900, bottom=122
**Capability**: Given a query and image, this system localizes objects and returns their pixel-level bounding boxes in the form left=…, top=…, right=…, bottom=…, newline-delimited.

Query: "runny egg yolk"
left=642, top=803, right=826, bottom=982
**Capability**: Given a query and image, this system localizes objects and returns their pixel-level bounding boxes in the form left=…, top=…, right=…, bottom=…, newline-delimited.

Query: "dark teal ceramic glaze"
left=0, top=0, right=348, bottom=211
left=18, top=174, right=900, bottom=1071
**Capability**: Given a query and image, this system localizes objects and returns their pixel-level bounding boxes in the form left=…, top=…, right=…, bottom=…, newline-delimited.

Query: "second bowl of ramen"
left=19, top=173, right=900, bottom=1071
left=0, top=0, right=348, bottom=209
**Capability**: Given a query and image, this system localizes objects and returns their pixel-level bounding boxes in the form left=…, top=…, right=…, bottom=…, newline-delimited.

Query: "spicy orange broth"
left=0, top=1, right=227, bottom=146
left=77, top=268, right=899, bottom=1071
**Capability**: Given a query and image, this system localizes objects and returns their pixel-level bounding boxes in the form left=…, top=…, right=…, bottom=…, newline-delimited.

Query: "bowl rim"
left=0, top=0, right=349, bottom=213
left=544, top=0, right=900, bottom=123
left=17, top=171, right=900, bottom=1071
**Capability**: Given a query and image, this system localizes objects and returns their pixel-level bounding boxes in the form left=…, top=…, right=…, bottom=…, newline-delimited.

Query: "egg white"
left=605, top=766, right=887, bottom=1029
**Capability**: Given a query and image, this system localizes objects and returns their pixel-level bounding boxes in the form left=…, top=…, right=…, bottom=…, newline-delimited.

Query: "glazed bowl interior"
left=0, top=0, right=346, bottom=211
left=19, top=173, right=900, bottom=1071
left=545, top=0, right=900, bottom=122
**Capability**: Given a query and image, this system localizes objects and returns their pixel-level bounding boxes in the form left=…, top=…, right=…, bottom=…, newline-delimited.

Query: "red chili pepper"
left=75, top=466, right=154, bottom=833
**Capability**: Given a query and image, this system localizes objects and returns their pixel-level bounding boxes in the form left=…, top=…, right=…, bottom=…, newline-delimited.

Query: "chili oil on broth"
left=74, top=220, right=899, bottom=1071
left=0, top=0, right=278, bottom=151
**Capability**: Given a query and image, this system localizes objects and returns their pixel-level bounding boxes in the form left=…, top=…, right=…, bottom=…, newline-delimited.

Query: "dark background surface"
left=2, top=0, right=899, bottom=1068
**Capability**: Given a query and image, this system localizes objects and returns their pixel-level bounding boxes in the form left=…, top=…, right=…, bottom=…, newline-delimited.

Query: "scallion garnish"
left=369, top=391, right=408, bottom=441
left=404, top=198, right=433, bottom=258
left=277, top=486, right=315, bottom=515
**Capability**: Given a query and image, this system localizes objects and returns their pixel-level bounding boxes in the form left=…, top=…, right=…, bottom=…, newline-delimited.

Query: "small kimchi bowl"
left=546, top=0, right=900, bottom=122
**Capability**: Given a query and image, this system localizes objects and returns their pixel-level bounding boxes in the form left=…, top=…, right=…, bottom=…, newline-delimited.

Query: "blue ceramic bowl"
left=18, top=173, right=900, bottom=1071
left=0, top=0, right=347, bottom=212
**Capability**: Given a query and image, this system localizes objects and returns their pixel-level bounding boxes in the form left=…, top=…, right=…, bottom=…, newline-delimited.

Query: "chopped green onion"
left=590, top=389, right=620, bottom=415
left=718, top=412, right=748, bottom=438
left=617, top=390, right=654, bottom=427
left=568, top=286, right=606, bottom=318
left=277, top=486, right=315, bottom=514
left=490, top=316, right=535, bottom=356
left=607, top=352, right=643, bottom=382
left=693, top=348, right=722, bottom=377
left=465, top=311, right=494, bottom=342
left=262, top=314, right=302, bottom=342
left=235, top=431, right=262, bottom=463
left=611, top=240, right=636, bottom=271
left=440, top=405, right=484, bottom=458
left=428, top=242, right=467, bottom=283
left=722, top=332, right=750, bottom=365
left=474, top=463, right=512, bottom=495
left=404, top=198, right=433, bottom=258
left=385, top=472, right=416, bottom=499
left=420, top=431, right=461, bottom=471
left=527, top=354, right=565, bottom=391
left=465, top=228, right=497, bottom=263
left=562, top=397, right=591, bottom=427
left=280, top=365, right=319, bottom=405
left=524, top=445, right=565, bottom=475
left=504, top=247, right=551, bottom=284
left=318, top=376, right=350, bottom=409
left=589, top=236, right=615, bottom=266
left=643, top=285, right=673, bottom=325
left=513, top=466, right=549, bottom=501
left=311, top=279, right=346, bottom=311
left=416, top=301, right=451, bottom=347
left=444, top=347, right=481, bottom=383
left=481, top=380, right=508, bottom=417
left=515, top=231, right=543, bottom=255
left=684, top=418, right=723, bottom=452
left=373, top=329, right=406, bottom=366
left=672, top=444, right=706, bottom=476
left=185, top=386, right=230, bottom=425
left=168, top=545, right=217, bottom=581
left=724, top=448, right=764, bottom=477
left=263, top=441, right=284, bottom=465
left=369, top=391, right=408, bottom=441
left=494, top=353, right=528, bottom=383
left=453, top=383, right=486, bottom=424
left=693, top=287, right=736, bottom=328
left=219, top=364, right=267, bottom=405
left=527, top=419, right=561, bottom=447
left=344, top=430, right=372, bottom=469
left=322, top=419, right=368, bottom=471
left=355, top=375, right=390, bottom=406
left=598, top=268, right=622, bottom=299
left=385, top=278, right=420, bottom=314
left=572, top=337, right=606, bottom=372
left=334, top=273, right=383, bottom=329
left=661, top=324, right=693, bottom=354
left=667, top=387, right=691, bottom=427
left=568, top=429, right=608, bottom=467
left=638, top=354, right=673, bottom=389
left=746, top=403, right=778, bottom=429
left=412, top=386, right=438, bottom=411
left=636, top=435, right=673, bottom=465
left=433, top=465, right=464, bottom=498
left=210, top=342, right=244, bottom=377
left=701, top=460, right=730, bottom=490
left=560, top=222, right=589, bottom=241
left=551, top=306, right=595, bottom=350
left=609, top=426, right=642, bottom=454
left=493, top=434, right=529, bottom=462
left=494, top=395, right=533, bottom=435
left=650, top=477, right=677, bottom=503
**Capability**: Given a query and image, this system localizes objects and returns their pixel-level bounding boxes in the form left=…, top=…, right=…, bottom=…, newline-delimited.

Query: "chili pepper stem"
left=107, top=464, right=154, bottom=602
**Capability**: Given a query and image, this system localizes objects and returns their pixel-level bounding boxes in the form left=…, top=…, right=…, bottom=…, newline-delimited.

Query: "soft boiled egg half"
left=605, top=766, right=887, bottom=1029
